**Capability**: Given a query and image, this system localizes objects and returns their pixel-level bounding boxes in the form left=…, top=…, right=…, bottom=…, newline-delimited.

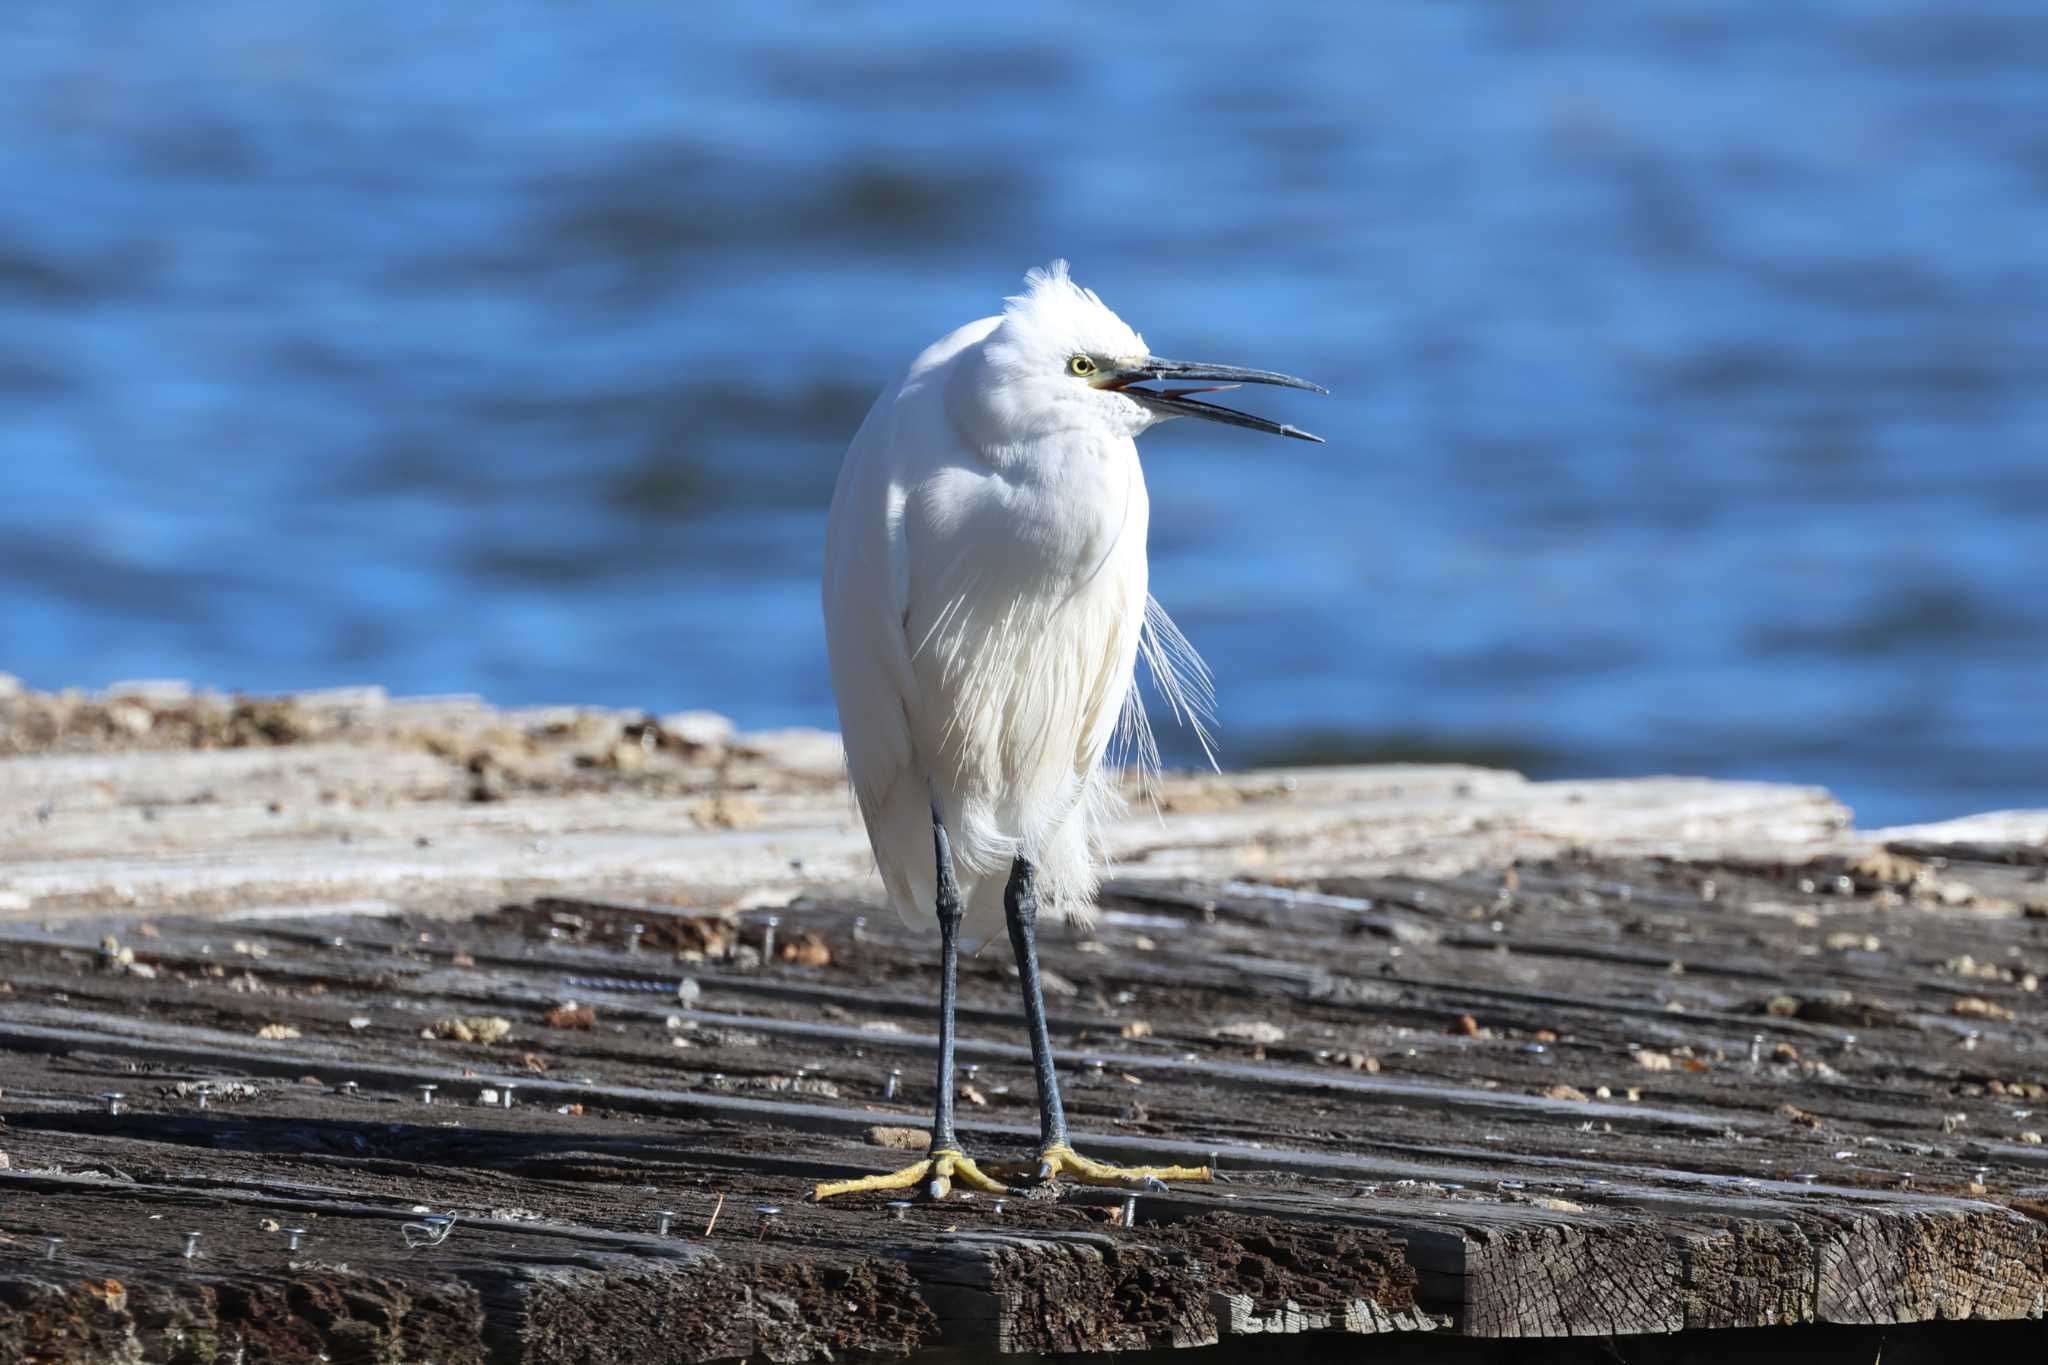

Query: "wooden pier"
left=2, top=684, right=2045, bottom=1362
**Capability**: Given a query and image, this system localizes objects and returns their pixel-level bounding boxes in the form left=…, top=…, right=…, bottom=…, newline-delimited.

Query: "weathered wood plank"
left=4, top=685, right=2048, bottom=1359
left=1, top=686, right=1860, bottom=924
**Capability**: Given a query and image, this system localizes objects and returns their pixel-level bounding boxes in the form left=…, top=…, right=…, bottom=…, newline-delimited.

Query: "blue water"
left=3, top=3, right=2044, bottom=827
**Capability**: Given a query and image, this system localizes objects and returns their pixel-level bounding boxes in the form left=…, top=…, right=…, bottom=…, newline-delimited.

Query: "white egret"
left=813, top=262, right=1324, bottom=1201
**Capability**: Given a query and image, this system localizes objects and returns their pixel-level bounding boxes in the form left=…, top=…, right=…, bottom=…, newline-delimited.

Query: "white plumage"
left=811, top=263, right=1322, bottom=1204
left=823, top=263, right=1213, bottom=942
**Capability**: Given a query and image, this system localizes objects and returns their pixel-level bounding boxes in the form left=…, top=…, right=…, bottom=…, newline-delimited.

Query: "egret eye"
left=1068, top=354, right=1097, bottom=378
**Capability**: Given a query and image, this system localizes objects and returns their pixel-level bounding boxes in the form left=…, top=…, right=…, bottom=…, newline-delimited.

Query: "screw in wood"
left=181, top=1231, right=202, bottom=1260
left=762, top=915, right=780, bottom=963
left=853, top=915, right=867, bottom=942
left=1840, top=1033, right=1857, bottom=1055
left=194, top=1084, right=213, bottom=1110
left=42, top=1236, right=62, bottom=1262
left=884, top=1067, right=901, bottom=1099
left=499, top=1083, right=517, bottom=1109
left=755, top=1204, right=781, bottom=1239
left=1748, top=1034, right=1763, bottom=1068
left=338, top=1081, right=359, bottom=1099
left=991, top=1200, right=1006, bottom=1216
left=417, top=1083, right=437, bottom=1105
left=99, top=1091, right=128, bottom=1116
left=887, top=1200, right=912, bottom=1221
left=1085, top=1058, right=1106, bottom=1081
left=656, top=1210, right=677, bottom=1236
left=963, top=1063, right=980, bottom=1085
left=285, top=1228, right=305, bottom=1252
left=1120, top=1194, right=1139, bottom=1228
left=625, top=924, right=646, bottom=954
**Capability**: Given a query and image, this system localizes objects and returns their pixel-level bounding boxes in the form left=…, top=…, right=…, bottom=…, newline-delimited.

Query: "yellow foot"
left=810, top=1147, right=1012, bottom=1202
left=999, top=1142, right=1212, bottom=1190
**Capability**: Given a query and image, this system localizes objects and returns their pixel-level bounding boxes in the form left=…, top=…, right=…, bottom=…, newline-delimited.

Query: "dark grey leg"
left=1004, top=855, right=1069, bottom=1155
left=806, top=813, right=1007, bottom=1202
left=928, top=813, right=964, bottom=1158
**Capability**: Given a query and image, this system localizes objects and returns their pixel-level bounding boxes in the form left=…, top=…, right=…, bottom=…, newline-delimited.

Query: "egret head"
left=973, top=261, right=1325, bottom=445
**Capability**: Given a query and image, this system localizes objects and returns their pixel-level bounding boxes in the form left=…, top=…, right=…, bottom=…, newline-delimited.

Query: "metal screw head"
left=853, top=915, right=867, bottom=940
left=285, top=1227, right=305, bottom=1251
left=887, top=1200, right=912, bottom=1221
left=1748, top=1034, right=1764, bottom=1066
left=339, top=1080, right=358, bottom=1097
left=655, top=1210, right=677, bottom=1236
left=101, top=1092, right=126, bottom=1116
left=991, top=1199, right=1006, bottom=1215
left=417, top=1084, right=437, bottom=1105
left=499, top=1083, right=517, bottom=1109
left=883, top=1067, right=901, bottom=1099
left=181, top=1231, right=202, bottom=1259
left=1085, top=1058, right=1106, bottom=1078
left=625, top=924, right=646, bottom=953
left=756, top=1204, right=781, bottom=1238
left=1120, top=1194, right=1139, bottom=1228
left=963, top=1063, right=980, bottom=1083
left=42, top=1236, right=62, bottom=1261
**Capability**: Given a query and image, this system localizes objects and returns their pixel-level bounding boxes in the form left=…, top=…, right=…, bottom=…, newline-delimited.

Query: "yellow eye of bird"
left=1068, top=355, right=1097, bottom=377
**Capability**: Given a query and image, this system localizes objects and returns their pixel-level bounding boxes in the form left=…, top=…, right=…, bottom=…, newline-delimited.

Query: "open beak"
left=1107, top=357, right=1327, bottom=443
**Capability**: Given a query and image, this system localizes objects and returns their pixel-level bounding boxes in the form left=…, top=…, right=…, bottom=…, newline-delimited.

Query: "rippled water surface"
left=4, top=3, right=2045, bottom=825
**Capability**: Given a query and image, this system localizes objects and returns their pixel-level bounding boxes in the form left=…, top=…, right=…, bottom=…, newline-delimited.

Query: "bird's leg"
left=998, top=856, right=1210, bottom=1191
left=811, top=814, right=1007, bottom=1201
